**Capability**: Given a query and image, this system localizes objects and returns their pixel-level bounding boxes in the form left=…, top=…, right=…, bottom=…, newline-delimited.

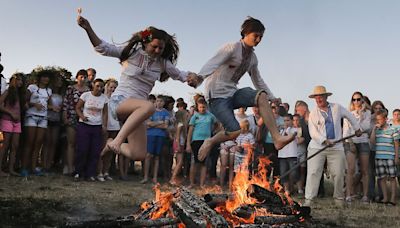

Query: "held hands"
left=187, top=73, right=203, bottom=88
left=355, top=129, right=363, bottom=137
left=323, top=139, right=334, bottom=147
left=77, top=15, right=91, bottom=30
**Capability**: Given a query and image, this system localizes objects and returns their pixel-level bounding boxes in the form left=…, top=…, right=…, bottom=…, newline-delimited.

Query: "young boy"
left=370, top=110, right=399, bottom=206
left=186, top=98, right=217, bottom=188
left=278, top=114, right=301, bottom=195
left=293, top=114, right=306, bottom=195
left=141, top=95, right=170, bottom=184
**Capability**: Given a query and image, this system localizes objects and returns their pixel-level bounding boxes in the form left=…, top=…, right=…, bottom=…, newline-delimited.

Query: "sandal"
left=386, top=202, right=396, bottom=206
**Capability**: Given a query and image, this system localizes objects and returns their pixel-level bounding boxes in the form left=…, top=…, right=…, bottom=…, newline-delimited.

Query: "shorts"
left=24, top=115, right=48, bottom=128
left=345, top=142, right=370, bottom=155
left=109, top=94, right=127, bottom=121
left=191, top=140, right=205, bottom=164
left=0, top=119, right=22, bottom=133
left=375, top=159, right=397, bottom=179
left=208, top=87, right=265, bottom=133
left=297, top=151, right=307, bottom=168
left=147, top=135, right=165, bottom=156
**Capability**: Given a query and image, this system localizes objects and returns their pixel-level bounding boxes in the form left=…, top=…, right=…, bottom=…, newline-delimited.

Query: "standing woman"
left=343, top=92, right=371, bottom=203
left=21, top=70, right=53, bottom=176
left=74, top=78, right=108, bottom=180
left=77, top=16, right=200, bottom=161
left=0, top=73, right=25, bottom=176
left=62, top=70, right=89, bottom=175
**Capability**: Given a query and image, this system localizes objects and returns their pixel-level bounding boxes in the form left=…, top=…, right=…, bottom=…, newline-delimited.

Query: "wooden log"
left=232, top=205, right=254, bottom=219
left=203, top=193, right=231, bottom=208
left=64, top=216, right=179, bottom=228
left=254, top=215, right=298, bottom=225
left=255, top=203, right=294, bottom=215
left=247, top=184, right=286, bottom=206
left=237, top=224, right=272, bottom=228
left=172, top=196, right=208, bottom=228
left=175, top=187, right=229, bottom=228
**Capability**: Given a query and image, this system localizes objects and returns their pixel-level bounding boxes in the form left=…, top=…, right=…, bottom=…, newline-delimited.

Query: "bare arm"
left=186, top=125, right=194, bottom=153
left=75, top=99, right=87, bottom=122
left=77, top=16, right=101, bottom=47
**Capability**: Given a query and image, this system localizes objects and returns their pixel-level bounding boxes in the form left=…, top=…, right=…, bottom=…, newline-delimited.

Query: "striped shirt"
left=374, top=126, right=400, bottom=160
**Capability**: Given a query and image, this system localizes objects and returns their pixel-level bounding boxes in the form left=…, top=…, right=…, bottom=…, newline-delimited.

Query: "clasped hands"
left=186, top=73, right=203, bottom=88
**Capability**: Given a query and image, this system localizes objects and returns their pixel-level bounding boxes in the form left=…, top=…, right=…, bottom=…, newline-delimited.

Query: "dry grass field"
left=0, top=173, right=399, bottom=227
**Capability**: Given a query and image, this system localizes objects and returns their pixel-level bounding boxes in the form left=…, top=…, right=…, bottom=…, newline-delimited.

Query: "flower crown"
left=140, top=28, right=153, bottom=43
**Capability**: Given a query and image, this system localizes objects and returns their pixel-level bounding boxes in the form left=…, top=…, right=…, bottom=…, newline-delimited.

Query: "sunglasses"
left=352, top=98, right=362, bottom=102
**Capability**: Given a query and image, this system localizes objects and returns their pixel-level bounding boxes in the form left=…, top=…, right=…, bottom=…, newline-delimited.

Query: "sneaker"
left=20, top=169, right=29, bottom=177
left=361, top=196, right=369, bottom=204
left=73, top=173, right=80, bottom=181
left=345, top=196, right=352, bottom=204
left=303, top=199, right=312, bottom=207
left=87, top=176, right=96, bottom=182
left=33, top=167, right=44, bottom=176
left=104, top=173, right=113, bottom=181
left=97, top=174, right=105, bottom=182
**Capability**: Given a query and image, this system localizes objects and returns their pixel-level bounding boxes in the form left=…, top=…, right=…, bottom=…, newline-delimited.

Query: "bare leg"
left=257, top=93, right=294, bottom=150
left=228, top=151, right=235, bottom=190
left=219, top=149, right=228, bottom=186
left=22, top=127, right=36, bottom=170
left=346, top=152, right=356, bottom=198
left=198, top=131, right=240, bottom=161
left=152, top=156, right=159, bottom=184
left=141, top=153, right=152, bottom=183
left=31, top=128, right=46, bottom=170
left=9, top=133, right=20, bottom=176
left=359, top=153, right=369, bottom=198
left=200, top=164, right=207, bottom=188
left=170, top=152, right=183, bottom=185
left=189, top=162, right=197, bottom=187
left=0, top=133, right=11, bottom=176
left=379, top=177, right=388, bottom=202
left=105, top=99, right=154, bottom=156
left=389, top=178, right=396, bottom=204
left=65, top=126, right=76, bottom=174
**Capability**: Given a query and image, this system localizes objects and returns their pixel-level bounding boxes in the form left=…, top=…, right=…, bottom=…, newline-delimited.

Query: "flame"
left=149, top=184, right=174, bottom=219
left=140, top=201, right=151, bottom=210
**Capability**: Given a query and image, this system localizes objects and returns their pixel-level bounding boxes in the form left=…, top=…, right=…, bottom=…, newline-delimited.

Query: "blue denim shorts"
left=208, top=87, right=264, bottom=133
left=109, top=94, right=126, bottom=121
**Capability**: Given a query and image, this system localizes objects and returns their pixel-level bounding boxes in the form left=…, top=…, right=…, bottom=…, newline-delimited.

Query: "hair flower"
left=140, top=28, right=152, bottom=42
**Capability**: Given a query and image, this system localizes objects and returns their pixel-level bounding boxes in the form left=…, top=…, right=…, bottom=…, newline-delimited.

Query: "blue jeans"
left=208, top=87, right=263, bottom=133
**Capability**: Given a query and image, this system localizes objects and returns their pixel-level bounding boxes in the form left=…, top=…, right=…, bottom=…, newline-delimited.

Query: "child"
left=74, top=79, right=108, bottom=181
left=231, top=119, right=255, bottom=182
left=390, top=109, right=400, bottom=185
left=278, top=114, right=301, bottom=195
left=370, top=110, right=399, bottom=206
left=0, top=73, right=25, bottom=176
left=169, top=109, right=188, bottom=185
left=293, top=114, right=306, bottom=195
left=186, top=98, right=217, bottom=188
left=141, top=95, right=170, bottom=184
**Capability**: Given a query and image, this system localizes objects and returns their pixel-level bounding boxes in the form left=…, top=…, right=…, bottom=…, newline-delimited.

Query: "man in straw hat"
left=304, top=85, right=362, bottom=206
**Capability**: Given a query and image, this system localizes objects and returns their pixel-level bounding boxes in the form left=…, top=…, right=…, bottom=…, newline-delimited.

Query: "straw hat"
left=308, top=85, right=332, bottom=98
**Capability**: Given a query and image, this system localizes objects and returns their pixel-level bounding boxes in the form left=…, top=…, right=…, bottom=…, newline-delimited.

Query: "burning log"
left=254, top=215, right=298, bottom=225
left=64, top=216, right=179, bottom=228
left=247, top=184, right=286, bottom=206
left=203, top=193, right=232, bottom=208
left=173, top=187, right=229, bottom=228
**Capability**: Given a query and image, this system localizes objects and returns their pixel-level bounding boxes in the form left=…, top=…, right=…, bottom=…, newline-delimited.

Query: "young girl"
left=74, top=78, right=108, bottom=181
left=21, top=70, right=53, bottom=176
left=0, top=73, right=25, bottom=176
left=77, top=16, right=201, bottom=162
left=169, top=109, right=188, bottom=186
left=196, top=17, right=294, bottom=162
left=187, top=98, right=217, bottom=188
left=98, top=78, right=119, bottom=182
left=42, top=73, right=65, bottom=172
left=62, top=69, right=90, bottom=175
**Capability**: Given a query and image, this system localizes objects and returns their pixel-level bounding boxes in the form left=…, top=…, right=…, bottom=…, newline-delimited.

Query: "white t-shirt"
left=1, top=77, right=7, bottom=94
left=26, top=84, right=52, bottom=117
left=79, top=91, right=108, bottom=125
left=278, top=127, right=298, bottom=158
left=107, top=99, right=120, bottom=131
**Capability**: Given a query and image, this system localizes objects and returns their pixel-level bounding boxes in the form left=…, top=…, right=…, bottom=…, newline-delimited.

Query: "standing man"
left=305, top=86, right=362, bottom=206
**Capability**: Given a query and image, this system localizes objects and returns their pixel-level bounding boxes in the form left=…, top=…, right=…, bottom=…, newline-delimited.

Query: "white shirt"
left=278, top=127, right=298, bottom=158
left=198, top=41, right=275, bottom=101
left=342, top=109, right=371, bottom=143
left=79, top=92, right=108, bottom=125
left=26, top=84, right=52, bottom=117
left=95, top=40, right=188, bottom=100
left=308, top=103, right=360, bottom=150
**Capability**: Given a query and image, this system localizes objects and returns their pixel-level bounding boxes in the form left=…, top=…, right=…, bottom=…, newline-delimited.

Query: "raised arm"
left=77, top=16, right=101, bottom=47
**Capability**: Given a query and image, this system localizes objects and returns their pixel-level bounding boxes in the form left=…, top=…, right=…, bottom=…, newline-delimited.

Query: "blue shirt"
left=375, top=126, right=400, bottom=160
left=189, top=112, right=217, bottom=141
left=147, top=108, right=170, bottom=137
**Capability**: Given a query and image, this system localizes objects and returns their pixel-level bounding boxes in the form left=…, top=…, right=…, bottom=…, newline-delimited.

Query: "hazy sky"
left=1, top=0, right=399, bottom=113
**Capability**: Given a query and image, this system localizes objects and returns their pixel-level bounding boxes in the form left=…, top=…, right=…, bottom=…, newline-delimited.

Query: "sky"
left=1, top=0, right=399, bottom=113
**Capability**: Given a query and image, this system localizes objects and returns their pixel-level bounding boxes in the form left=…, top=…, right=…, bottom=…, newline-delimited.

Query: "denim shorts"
left=344, top=142, right=370, bottom=155
left=208, top=87, right=264, bottom=133
left=108, top=94, right=127, bottom=121
left=24, top=115, right=48, bottom=128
